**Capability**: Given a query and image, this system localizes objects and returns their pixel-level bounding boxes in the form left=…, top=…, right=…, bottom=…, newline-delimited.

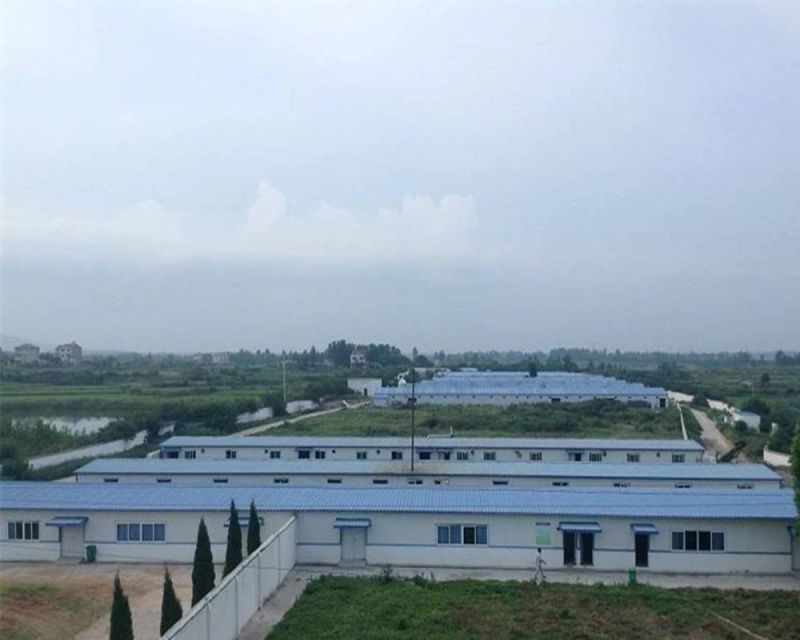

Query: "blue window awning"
left=631, top=524, right=659, bottom=535
left=333, top=518, right=371, bottom=529
left=46, top=516, right=88, bottom=527
left=559, top=522, right=602, bottom=533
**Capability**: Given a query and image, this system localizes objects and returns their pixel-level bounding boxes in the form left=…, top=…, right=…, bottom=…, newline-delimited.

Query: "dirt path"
left=236, top=402, right=369, bottom=436
left=689, top=408, right=744, bottom=461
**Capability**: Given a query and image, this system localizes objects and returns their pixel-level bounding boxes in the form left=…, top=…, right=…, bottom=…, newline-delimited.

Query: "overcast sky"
left=1, top=1, right=799, bottom=354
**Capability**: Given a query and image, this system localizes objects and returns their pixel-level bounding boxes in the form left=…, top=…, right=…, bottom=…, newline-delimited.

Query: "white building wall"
left=1, top=508, right=792, bottom=574
left=169, top=444, right=701, bottom=464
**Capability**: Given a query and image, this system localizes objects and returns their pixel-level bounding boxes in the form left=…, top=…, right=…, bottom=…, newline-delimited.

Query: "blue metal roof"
left=75, top=458, right=779, bottom=482
left=375, top=371, right=667, bottom=398
left=160, top=436, right=703, bottom=452
left=1, top=482, right=794, bottom=521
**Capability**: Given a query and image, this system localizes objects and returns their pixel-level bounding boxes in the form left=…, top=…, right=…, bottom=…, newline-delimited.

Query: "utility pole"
left=410, top=368, right=416, bottom=472
left=282, top=352, right=287, bottom=406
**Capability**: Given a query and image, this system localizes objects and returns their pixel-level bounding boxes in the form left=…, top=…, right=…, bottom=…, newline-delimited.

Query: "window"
left=737, top=484, right=754, bottom=490
left=672, top=529, right=725, bottom=553
left=391, top=451, right=403, bottom=460
left=269, top=450, right=281, bottom=459
left=437, top=524, right=488, bottom=545
left=674, top=483, right=692, bottom=489
left=613, top=481, right=630, bottom=488
left=117, top=522, right=165, bottom=542
left=184, top=450, right=196, bottom=459
left=298, top=450, right=311, bottom=460
left=569, top=452, right=583, bottom=462
left=225, top=450, right=237, bottom=459
left=483, top=452, right=496, bottom=461
left=315, top=450, right=326, bottom=459
left=273, top=478, right=289, bottom=484
left=434, top=479, right=450, bottom=485
left=156, top=478, right=172, bottom=484
left=457, top=451, right=469, bottom=461
left=372, top=479, right=388, bottom=485
left=437, top=452, right=451, bottom=461
left=327, top=478, right=342, bottom=484
left=407, top=479, right=423, bottom=485
left=672, top=454, right=685, bottom=463
left=492, top=480, right=509, bottom=486
left=627, top=453, right=640, bottom=463
left=589, top=452, right=602, bottom=462
left=213, top=478, right=228, bottom=484
left=164, top=450, right=179, bottom=459
left=551, top=397, right=561, bottom=404
left=104, top=478, right=119, bottom=483
left=8, top=521, right=39, bottom=540
left=418, top=451, right=431, bottom=460
left=356, top=451, right=367, bottom=460
left=552, top=481, right=569, bottom=487
left=529, top=451, right=542, bottom=461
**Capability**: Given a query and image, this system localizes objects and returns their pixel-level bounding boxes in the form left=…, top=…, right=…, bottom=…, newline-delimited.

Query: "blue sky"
left=2, top=1, right=798, bottom=353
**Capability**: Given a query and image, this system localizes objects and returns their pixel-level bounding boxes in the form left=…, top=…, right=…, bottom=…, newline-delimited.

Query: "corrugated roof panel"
left=75, top=458, right=780, bottom=482
left=0, top=482, right=794, bottom=521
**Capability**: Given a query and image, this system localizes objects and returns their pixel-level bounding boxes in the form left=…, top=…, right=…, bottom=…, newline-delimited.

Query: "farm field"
left=266, top=576, right=800, bottom=640
left=269, top=401, right=684, bottom=439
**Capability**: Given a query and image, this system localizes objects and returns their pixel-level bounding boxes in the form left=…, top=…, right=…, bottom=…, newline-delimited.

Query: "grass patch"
left=0, top=582, right=107, bottom=640
left=271, top=401, right=683, bottom=439
left=267, top=576, right=800, bottom=640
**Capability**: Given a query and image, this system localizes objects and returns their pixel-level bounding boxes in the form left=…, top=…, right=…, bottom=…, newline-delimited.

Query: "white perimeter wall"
left=162, top=516, right=296, bottom=640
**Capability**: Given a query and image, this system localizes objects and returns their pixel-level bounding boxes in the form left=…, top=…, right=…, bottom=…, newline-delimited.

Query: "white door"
left=61, top=526, right=86, bottom=558
left=340, top=529, right=367, bottom=565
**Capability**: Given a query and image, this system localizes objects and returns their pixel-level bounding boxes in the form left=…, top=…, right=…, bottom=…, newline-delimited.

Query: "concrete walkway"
left=236, top=402, right=369, bottom=436
left=237, top=564, right=800, bottom=638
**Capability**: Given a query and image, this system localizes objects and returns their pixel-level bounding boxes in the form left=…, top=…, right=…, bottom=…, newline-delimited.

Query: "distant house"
left=56, top=342, right=82, bottom=365
left=350, top=347, right=368, bottom=368
left=347, top=377, right=383, bottom=397
left=14, top=343, right=40, bottom=364
left=211, top=352, right=230, bottom=365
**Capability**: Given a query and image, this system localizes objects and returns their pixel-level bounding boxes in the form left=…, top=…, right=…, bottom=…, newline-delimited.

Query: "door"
left=635, top=534, right=649, bottom=568
left=792, top=534, right=800, bottom=571
left=580, top=533, right=594, bottom=566
left=340, top=528, right=367, bottom=565
left=563, top=531, right=576, bottom=566
left=60, top=526, right=85, bottom=558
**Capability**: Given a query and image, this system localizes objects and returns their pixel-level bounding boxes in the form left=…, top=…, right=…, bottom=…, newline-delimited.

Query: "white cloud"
left=1, top=180, right=486, bottom=268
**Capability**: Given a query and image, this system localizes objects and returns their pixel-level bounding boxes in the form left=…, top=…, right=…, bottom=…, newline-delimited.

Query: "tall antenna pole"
left=282, top=352, right=287, bottom=405
left=410, top=368, right=416, bottom=472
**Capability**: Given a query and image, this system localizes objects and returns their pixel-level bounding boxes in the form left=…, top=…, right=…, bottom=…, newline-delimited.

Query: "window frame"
left=436, top=523, right=488, bottom=546
left=116, top=522, right=166, bottom=543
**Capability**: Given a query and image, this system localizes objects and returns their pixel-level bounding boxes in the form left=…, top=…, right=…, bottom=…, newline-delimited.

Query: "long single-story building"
left=74, top=458, right=783, bottom=491
left=1, top=482, right=797, bottom=574
left=373, top=371, right=668, bottom=409
left=159, top=436, right=704, bottom=464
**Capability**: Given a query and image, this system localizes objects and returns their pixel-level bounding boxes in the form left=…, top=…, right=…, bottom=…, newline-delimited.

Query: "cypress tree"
left=109, top=573, right=134, bottom=640
left=223, top=499, right=243, bottom=576
left=159, top=567, right=184, bottom=635
left=247, top=499, right=261, bottom=555
left=191, top=517, right=215, bottom=605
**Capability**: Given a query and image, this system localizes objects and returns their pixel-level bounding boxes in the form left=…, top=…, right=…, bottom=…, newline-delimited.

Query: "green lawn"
left=266, top=576, right=800, bottom=640
left=269, top=401, right=684, bottom=439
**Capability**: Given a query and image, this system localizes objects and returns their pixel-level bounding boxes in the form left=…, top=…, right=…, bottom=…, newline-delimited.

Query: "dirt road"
left=689, top=408, right=744, bottom=461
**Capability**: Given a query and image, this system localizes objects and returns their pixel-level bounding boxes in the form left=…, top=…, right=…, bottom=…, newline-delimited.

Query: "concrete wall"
left=162, top=516, right=296, bottom=640
left=29, top=431, right=148, bottom=470
left=76, top=472, right=781, bottom=491
left=347, top=378, right=383, bottom=397
left=763, top=447, right=791, bottom=468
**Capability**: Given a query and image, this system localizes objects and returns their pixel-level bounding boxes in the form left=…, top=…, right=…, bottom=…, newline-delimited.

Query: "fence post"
left=205, top=601, right=211, bottom=640
left=277, top=532, right=282, bottom=581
